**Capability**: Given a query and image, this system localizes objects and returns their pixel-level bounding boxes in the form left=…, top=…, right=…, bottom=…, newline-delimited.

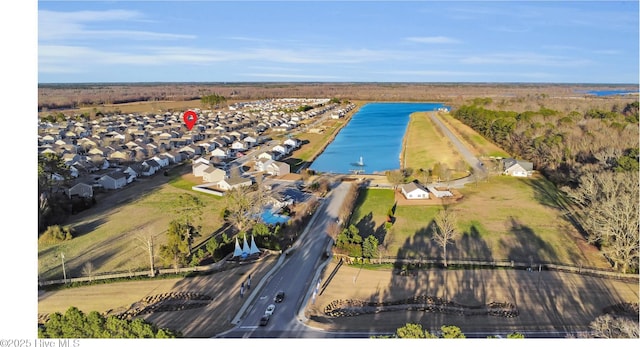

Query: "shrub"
left=40, top=225, right=74, bottom=244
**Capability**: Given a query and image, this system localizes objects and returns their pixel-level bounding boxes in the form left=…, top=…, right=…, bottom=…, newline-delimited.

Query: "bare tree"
left=81, top=262, right=95, bottom=281
left=225, top=185, right=268, bottom=234
left=136, top=231, right=157, bottom=277
left=562, top=171, right=639, bottom=273
left=432, top=208, right=458, bottom=267
left=588, top=314, right=640, bottom=338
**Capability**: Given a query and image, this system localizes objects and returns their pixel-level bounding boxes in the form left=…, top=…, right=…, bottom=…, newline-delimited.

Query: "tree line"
left=452, top=99, right=639, bottom=273
left=38, top=306, right=177, bottom=338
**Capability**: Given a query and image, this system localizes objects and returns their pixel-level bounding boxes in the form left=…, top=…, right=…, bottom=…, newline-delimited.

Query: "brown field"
left=38, top=82, right=638, bottom=116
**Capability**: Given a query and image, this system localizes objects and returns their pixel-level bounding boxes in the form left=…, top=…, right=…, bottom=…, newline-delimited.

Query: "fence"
left=334, top=255, right=639, bottom=282
left=37, top=251, right=280, bottom=287
left=38, top=252, right=638, bottom=287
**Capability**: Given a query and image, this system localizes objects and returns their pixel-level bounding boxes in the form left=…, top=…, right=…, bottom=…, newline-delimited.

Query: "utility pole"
left=60, top=252, right=67, bottom=284
left=148, top=236, right=155, bottom=277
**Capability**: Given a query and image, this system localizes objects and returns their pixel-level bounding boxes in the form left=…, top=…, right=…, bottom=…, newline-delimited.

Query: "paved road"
left=216, top=181, right=354, bottom=338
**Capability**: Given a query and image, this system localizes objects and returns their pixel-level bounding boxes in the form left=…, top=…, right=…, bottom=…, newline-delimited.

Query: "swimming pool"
left=260, top=210, right=290, bottom=225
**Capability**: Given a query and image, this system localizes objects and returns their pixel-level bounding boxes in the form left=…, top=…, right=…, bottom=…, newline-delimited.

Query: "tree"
left=415, top=168, right=432, bottom=185
left=40, top=224, right=74, bottom=243
left=225, top=185, right=268, bottom=234
left=201, top=93, right=227, bottom=109
left=362, top=235, right=379, bottom=259
left=38, top=153, right=73, bottom=231
left=562, top=171, right=639, bottom=273
left=396, top=323, right=425, bottom=338
left=172, top=194, right=204, bottom=256
left=252, top=222, right=270, bottom=237
left=38, top=306, right=177, bottom=338
left=432, top=208, right=458, bottom=267
left=440, top=325, right=466, bottom=338
left=160, top=219, right=200, bottom=268
left=385, top=170, right=405, bottom=189
left=507, top=332, right=525, bottom=338
left=136, top=231, right=156, bottom=277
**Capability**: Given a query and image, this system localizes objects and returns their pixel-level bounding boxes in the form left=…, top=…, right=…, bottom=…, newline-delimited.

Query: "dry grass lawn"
left=402, top=111, right=466, bottom=171
left=38, top=169, right=227, bottom=281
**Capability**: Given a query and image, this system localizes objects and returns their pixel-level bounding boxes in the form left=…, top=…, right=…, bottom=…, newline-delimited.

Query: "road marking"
left=239, top=325, right=259, bottom=329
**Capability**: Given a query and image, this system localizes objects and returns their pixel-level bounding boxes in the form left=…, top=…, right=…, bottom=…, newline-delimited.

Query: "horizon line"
left=38, top=81, right=640, bottom=86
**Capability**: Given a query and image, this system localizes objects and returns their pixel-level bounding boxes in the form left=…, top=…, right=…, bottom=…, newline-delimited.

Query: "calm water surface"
left=310, top=103, right=443, bottom=174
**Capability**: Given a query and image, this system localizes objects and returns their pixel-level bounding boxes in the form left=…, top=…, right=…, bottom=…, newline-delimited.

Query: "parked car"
left=265, top=304, right=276, bottom=316
left=274, top=291, right=285, bottom=303
left=259, top=314, right=270, bottom=326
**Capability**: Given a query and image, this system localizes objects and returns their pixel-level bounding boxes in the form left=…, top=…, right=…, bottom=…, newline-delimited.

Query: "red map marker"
left=183, top=110, right=198, bottom=130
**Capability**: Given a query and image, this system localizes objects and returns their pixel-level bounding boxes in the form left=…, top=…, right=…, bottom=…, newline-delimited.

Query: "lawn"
left=348, top=188, right=395, bottom=238
left=402, top=111, right=466, bottom=172
left=38, top=175, right=227, bottom=282
left=350, top=176, right=608, bottom=268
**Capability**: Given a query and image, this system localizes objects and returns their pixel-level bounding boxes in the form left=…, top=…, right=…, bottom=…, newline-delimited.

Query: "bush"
left=40, top=225, right=74, bottom=244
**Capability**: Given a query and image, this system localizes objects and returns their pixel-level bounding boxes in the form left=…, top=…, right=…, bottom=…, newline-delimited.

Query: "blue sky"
left=37, top=1, right=640, bottom=84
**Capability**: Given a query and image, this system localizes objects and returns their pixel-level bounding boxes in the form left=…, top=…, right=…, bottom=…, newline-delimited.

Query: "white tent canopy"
left=233, top=237, right=243, bottom=258
left=242, top=236, right=250, bottom=254
left=249, top=235, right=260, bottom=255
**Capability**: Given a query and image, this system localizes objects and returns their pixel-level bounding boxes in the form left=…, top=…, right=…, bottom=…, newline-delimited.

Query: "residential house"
left=400, top=182, right=430, bottom=200
left=284, top=138, right=301, bottom=149
left=68, top=183, right=93, bottom=198
left=257, top=152, right=275, bottom=161
left=216, top=176, right=252, bottom=191
left=193, top=162, right=210, bottom=177
left=243, top=136, right=257, bottom=148
left=266, top=161, right=290, bottom=177
left=203, top=166, right=227, bottom=183
left=255, top=158, right=274, bottom=172
left=503, top=158, right=533, bottom=177
left=98, top=171, right=127, bottom=190
left=210, top=147, right=228, bottom=159
left=152, top=155, right=169, bottom=168
left=231, top=140, right=246, bottom=152
left=142, top=159, right=161, bottom=176
left=123, top=164, right=143, bottom=183
left=272, top=145, right=288, bottom=156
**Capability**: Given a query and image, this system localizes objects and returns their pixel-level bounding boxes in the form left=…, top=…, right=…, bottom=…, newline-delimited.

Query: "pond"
left=310, top=102, right=445, bottom=174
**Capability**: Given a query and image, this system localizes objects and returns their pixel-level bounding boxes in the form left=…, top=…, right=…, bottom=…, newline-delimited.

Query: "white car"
left=265, top=304, right=276, bottom=316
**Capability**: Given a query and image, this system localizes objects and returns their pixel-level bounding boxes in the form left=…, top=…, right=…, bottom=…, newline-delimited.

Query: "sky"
left=36, top=0, right=639, bottom=84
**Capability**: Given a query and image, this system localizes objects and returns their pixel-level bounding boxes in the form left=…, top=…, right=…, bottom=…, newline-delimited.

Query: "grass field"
left=38, top=173, right=227, bottom=281
left=402, top=111, right=466, bottom=172
left=349, top=175, right=608, bottom=268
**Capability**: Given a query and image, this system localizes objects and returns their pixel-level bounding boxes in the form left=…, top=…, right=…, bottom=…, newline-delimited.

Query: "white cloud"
left=405, top=36, right=461, bottom=44
left=460, top=52, right=592, bottom=67
left=38, top=9, right=195, bottom=42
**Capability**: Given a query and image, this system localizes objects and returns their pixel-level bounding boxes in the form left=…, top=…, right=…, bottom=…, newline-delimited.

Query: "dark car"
left=274, top=291, right=285, bottom=303
left=259, top=314, right=270, bottom=326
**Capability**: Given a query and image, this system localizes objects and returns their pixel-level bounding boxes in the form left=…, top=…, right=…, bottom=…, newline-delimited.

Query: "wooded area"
left=451, top=98, right=639, bottom=273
